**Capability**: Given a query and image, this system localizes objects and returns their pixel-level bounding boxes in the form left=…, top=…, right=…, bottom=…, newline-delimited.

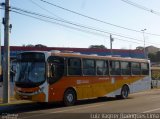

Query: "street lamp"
left=141, top=29, right=147, bottom=59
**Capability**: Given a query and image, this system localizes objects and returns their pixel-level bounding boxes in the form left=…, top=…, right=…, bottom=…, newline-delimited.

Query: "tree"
left=35, top=44, right=47, bottom=47
left=22, top=44, right=34, bottom=47
left=148, top=53, right=156, bottom=62
left=136, top=46, right=144, bottom=50
left=89, top=45, right=107, bottom=49
left=22, top=44, right=47, bottom=47
left=156, top=51, right=160, bottom=62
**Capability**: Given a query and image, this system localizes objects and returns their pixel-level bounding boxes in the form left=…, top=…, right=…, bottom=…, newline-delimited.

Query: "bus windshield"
left=15, top=62, right=45, bottom=87
left=15, top=52, right=46, bottom=87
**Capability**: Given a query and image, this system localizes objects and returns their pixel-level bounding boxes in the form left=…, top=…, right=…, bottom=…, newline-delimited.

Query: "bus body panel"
left=14, top=51, right=151, bottom=104
left=47, top=75, right=150, bottom=102
left=15, top=81, right=49, bottom=102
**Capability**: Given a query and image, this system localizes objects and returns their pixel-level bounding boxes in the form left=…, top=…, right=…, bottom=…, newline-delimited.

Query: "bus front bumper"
left=15, top=92, right=46, bottom=102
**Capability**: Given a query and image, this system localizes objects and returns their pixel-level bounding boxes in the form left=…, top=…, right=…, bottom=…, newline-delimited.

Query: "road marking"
left=21, top=103, right=105, bottom=119
left=21, top=113, right=49, bottom=119
left=131, top=90, right=152, bottom=95
left=143, top=108, right=160, bottom=113
left=149, top=96, right=160, bottom=100
left=51, top=103, right=105, bottom=113
left=132, top=89, right=160, bottom=95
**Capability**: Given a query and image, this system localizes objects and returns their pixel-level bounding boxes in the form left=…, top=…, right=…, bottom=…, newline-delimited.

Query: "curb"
left=0, top=100, right=32, bottom=106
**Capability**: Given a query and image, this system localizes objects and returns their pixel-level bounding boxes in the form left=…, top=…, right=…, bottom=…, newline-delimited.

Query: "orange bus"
left=14, top=51, right=151, bottom=106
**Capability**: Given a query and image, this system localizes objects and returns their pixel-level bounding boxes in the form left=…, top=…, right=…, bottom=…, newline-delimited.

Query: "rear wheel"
left=121, top=85, right=129, bottom=99
left=63, top=89, right=76, bottom=106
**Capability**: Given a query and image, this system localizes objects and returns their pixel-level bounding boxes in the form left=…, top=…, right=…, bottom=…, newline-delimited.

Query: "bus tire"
left=120, top=85, right=129, bottom=99
left=63, top=88, right=76, bottom=106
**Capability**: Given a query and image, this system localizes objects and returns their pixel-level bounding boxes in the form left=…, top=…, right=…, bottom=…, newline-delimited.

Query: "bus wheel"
left=63, top=89, right=76, bottom=106
left=121, top=85, right=129, bottom=99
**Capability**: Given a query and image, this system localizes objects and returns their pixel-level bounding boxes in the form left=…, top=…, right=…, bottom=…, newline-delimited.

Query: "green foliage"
left=89, top=45, right=107, bottom=49
left=148, top=52, right=160, bottom=62
left=152, top=70, right=160, bottom=79
left=148, top=53, right=156, bottom=62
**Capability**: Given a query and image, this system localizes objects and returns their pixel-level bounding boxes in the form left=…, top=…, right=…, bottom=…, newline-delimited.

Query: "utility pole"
left=3, top=0, right=10, bottom=103
left=0, top=8, right=2, bottom=86
left=110, top=34, right=114, bottom=56
left=141, top=29, right=147, bottom=59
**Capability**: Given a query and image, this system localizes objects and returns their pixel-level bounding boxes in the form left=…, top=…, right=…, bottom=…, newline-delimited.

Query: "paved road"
left=1, top=89, right=160, bottom=119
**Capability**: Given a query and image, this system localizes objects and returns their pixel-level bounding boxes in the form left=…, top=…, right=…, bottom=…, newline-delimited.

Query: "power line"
left=115, top=37, right=141, bottom=44
left=38, top=0, right=160, bottom=37
left=121, top=0, right=160, bottom=16
left=29, top=0, right=64, bottom=20
left=10, top=7, right=144, bottom=41
left=27, top=0, right=147, bottom=42
left=2, top=1, right=159, bottom=44
left=10, top=6, right=160, bottom=46
left=10, top=10, right=106, bottom=37
left=11, top=10, right=142, bottom=45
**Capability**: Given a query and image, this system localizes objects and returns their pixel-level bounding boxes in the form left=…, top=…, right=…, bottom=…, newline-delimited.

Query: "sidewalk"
left=0, top=97, right=31, bottom=107
left=0, top=82, right=14, bottom=98
left=0, top=82, right=29, bottom=106
left=0, top=97, right=15, bottom=102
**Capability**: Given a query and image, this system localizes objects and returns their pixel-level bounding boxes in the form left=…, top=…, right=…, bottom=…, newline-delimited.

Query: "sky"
left=1, top=0, right=160, bottom=49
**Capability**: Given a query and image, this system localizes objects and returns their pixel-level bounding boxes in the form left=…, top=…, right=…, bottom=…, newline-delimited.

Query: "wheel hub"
left=67, top=94, right=73, bottom=102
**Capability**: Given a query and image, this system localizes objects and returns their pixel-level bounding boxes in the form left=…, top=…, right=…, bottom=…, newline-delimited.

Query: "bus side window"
left=47, top=56, right=64, bottom=84
left=83, top=59, right=96, bottom=75
left=121, top=62, right=131, bottom=75
left=132, top=62, right=141, bottom=75
left=68, top=58, right=81, bottom=75
left=96, top=60, right=109, bottom=75
left=110, top=61, right=121, bottom=75
left=141, top=63, right=149, bottom=75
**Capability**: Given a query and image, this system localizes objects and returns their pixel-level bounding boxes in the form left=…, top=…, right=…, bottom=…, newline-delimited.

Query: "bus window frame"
left=67, top=57, right=82, bottom=76
left=82, top=58, right=96, bottom=76
left=121, top=61, right=131, bottom=76
left=131, top=62, right=141, bottom=76
left=96, top=59, right=109, bottom=76
left=109, top=60, right=121, bottom=76
left=141, top=62, right=149, bottom=76
left=47, top=56, right=65, bottom=84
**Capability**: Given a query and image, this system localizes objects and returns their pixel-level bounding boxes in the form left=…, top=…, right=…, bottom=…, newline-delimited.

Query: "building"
left=0, top=46, right=145, bottom=60
left=145, top=46, right=160, bottom=54
left=0, top=46, right=145, bottom=82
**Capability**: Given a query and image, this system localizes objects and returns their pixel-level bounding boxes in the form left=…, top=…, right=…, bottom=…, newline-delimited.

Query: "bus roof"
left=49, top=50, right=149, bottom=63
left=18, top=50, right=149, bottom=63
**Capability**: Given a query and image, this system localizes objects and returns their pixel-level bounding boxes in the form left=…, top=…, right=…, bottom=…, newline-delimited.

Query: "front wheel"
left=121, top=85, right=129, bottom=99
left=63, top=89, right=76, bottom=106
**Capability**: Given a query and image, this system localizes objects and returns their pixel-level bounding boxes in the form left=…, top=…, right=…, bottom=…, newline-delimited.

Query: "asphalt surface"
left=1, top=89, right=160, bottom=119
